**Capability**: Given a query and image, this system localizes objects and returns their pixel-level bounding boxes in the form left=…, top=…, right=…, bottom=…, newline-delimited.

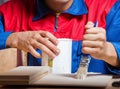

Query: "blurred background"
left=0, top=0, right=8, bottom=5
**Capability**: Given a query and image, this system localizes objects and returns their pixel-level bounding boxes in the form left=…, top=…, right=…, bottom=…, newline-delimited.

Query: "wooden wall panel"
left=0, top=48, right=17, bottom=73
left=0, top=48, right=27, bottom=73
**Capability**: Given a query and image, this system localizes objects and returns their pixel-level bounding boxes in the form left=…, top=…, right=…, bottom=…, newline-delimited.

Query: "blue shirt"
left=0, top=0, right=120, bottom=75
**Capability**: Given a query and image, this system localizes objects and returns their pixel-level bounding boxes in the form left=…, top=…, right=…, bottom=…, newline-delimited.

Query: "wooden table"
left=0, top=78, right=119, bottom=89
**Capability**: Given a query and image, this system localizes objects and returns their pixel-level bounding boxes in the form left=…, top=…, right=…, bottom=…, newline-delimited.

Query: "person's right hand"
left=6, top=31, right=60, bottom=59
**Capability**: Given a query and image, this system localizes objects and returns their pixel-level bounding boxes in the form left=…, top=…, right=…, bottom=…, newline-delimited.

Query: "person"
left=0, top=0, right=120, bottom=75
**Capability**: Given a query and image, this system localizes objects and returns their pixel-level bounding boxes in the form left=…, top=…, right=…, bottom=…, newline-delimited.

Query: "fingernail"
left=56, top=49, right=60, bottom=55
left=52, top=54, right=56, bottom=59
left=56, top=40, right=59, bottom=45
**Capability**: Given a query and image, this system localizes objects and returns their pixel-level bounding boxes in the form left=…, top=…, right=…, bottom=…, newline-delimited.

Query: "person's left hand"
left=82, top=21, right=107, bottom=60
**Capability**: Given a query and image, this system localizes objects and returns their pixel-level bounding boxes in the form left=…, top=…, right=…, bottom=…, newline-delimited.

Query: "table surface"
left=0, top=78, right=119, bottom=89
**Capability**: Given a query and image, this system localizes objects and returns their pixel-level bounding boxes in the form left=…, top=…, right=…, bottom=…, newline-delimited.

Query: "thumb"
left=85, top=21, right=94, bottom=29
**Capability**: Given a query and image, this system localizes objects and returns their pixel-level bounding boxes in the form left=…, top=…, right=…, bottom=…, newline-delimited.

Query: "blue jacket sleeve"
left=0, top=16, right=12, bottom=49
left=106, top=1, right=120, bottom=75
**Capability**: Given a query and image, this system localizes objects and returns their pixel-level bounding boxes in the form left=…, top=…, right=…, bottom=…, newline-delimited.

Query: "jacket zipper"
left=54, top=12, right=61, bottom=32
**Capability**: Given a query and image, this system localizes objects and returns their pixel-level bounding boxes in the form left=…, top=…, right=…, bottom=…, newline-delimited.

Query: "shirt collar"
left=33, top=0, right=88, bottom=21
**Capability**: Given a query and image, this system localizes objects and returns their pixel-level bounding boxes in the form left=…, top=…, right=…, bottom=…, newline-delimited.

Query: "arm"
left=83, top=1, right=120, bottom=68
left=82, top=21, right=120, bottom=67
left=0, top=16, right=59, bottom=59
left=6, top=31, right=59, bottom=59
left=0, top=16, right=12, bottom=49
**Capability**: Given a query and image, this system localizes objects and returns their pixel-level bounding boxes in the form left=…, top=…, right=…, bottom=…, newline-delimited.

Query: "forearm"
left=102, top=42, right=120, bottom=67
left=6, top=32, right=18, bottom=48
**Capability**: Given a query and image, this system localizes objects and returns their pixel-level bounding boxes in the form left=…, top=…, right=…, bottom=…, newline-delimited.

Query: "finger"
left=33, top=40, right=57, bottom=59
left=85, top=21, right=94, bottom=29
left=46, top=32, right=58, bottom=45
left=36, top=35, right=60, bottom=55
left=85, top=28, right=105, bottom=34
left=30, top=32, right=60, bottom=55
left=82, top=40, right=104, bottom=48
left=39, top=31, right=58, bottom=45
left=83, top=33, right=106, bottom=41
left=82, top=47, right=100, bottom=54
left=28, top=45, right=41, bottom=58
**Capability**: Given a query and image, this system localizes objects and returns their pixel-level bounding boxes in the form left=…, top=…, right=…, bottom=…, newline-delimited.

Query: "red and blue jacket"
left=0, top=0, right=120, bottom=74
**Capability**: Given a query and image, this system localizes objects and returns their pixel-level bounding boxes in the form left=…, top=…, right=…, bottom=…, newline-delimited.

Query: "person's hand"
left=82, top=21, right=107, bottom=60
left=82, top=21, right=120, bottom=67
left=6, top=31, right=60, bottom=59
